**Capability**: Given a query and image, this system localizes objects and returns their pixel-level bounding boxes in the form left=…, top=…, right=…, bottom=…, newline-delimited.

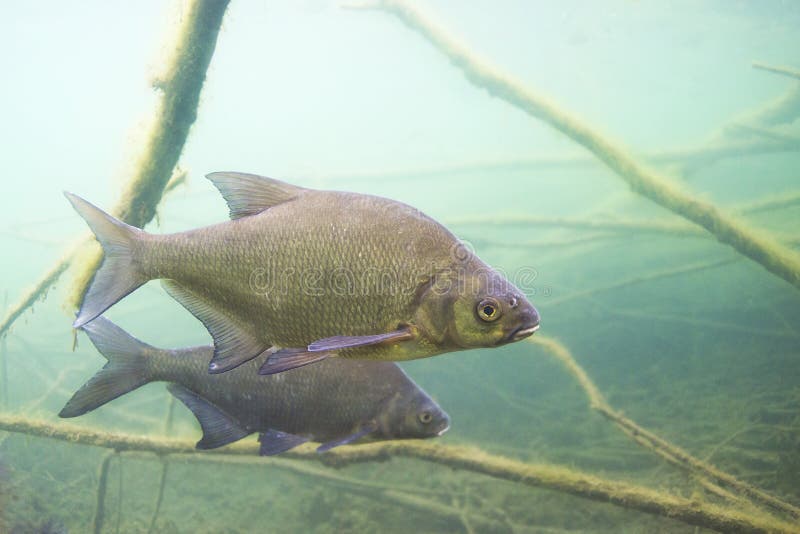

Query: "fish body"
left=60, top=318, right=450, bottom=454
left=144, top=187, right=454, bottom=360
left=66, top=173, right=540, bottom=374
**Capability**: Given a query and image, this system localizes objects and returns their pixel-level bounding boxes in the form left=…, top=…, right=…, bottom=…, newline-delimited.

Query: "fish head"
left=416, top=259, right=540, bottom=350
left=377, top=389, right=451, bottom=440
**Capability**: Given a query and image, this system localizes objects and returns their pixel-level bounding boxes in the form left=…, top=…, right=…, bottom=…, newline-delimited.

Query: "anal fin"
left=258, top=348, right=333, bottom=375
left=258, top=429, right=309, bottom=456
left=162, top=280, right=266, bottom=373
left=167, top=384, right=250, bottom=449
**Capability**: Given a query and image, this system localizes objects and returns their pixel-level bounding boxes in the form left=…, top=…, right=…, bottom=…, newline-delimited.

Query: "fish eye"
left=477, top=298, right=502, bottom=322
left=418, top=411, right=433, bottom=424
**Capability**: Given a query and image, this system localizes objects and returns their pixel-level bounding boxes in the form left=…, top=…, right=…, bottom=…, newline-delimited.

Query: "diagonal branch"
left=348, top=0, right=800, bottom=292
left=0, top=0, right=230, bottom=340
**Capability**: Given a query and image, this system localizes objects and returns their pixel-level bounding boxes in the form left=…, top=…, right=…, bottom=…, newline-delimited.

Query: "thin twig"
left=147, top=458, right=170, bottom=534
left=752, top=62, right=800, bottom=81
left=162, top=395, right=176, bottom=436
left=447, top=215, right=702, bottom=237
left=545, top=257, right=738, bottom=307
left=0, top=257, right=71, bottom=339
left=1, top=291, right=7, bottom=408
left=115, top=454, right=123, bottom=534
left=737, top=190, right=800, bottom=216
left=740, top=73, right=800, bottom=128
left=607, top=308, right=800, bottom=340
left=312, top=135, right=799, bottom=184
left=727, top=123, right=800, bottom=146
left=93, top=451, right=115, bottom=534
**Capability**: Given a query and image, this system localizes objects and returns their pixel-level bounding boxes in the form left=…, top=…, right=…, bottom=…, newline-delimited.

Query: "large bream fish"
left=66, top=173, right=540, bottom=374
left=60, top=318, right=450, bottom=454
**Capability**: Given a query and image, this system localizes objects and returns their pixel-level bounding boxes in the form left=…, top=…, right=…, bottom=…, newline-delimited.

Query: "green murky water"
left=2, top=1, right=799, bottom=532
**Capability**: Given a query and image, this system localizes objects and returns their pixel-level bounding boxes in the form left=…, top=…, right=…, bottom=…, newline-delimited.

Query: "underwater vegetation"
left=1, top=0, right=799, bottom=532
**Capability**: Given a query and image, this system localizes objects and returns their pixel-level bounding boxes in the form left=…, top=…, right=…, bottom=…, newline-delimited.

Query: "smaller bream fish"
left=60, top=318, right=450, bottom=454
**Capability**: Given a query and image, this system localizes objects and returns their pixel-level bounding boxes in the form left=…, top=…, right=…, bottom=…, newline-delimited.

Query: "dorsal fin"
left=206, top=172, right=306, bottom=219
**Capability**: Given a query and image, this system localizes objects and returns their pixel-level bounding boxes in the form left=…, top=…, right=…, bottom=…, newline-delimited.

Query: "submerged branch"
left=529, top=336, right=800, bottom=521
left=0, top=1, right=230, bottom=339
left=742, top=68, right=800, bottom=128
left=316, top=135, right=799, bottom=183
left=147, top=459, right=170, bottom=534
left=0, top=255, right=71, bottom=339
left=449, top=195, right=800, bottom=244
left=0, top=414, right=794, bottom=533
left=737, top=190, right=800, bottom=215
left=752, top=62, right=800, bottom=82
left=728, top=123, right=800, bottom=146
left=92, top=451, right=115, bottom=534
left=545, top=258, right=739, bottom=307
left=447, top=214, right=702, bottom=237
left=69, top=0, right=230, bottom=309
left=350, top=0, right=800, bottom=292
left=1, top=293, right=7, bottom=408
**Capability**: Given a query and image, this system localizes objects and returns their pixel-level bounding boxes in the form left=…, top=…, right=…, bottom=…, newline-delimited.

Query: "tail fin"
left=64, top=192, right=148, bottom=328
left=59, top=317, right=153, bottom=418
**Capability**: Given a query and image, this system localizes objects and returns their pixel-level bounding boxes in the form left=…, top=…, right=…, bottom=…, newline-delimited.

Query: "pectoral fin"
left=162, top=280, right=266, bottom=374
left=317, top=422, right=378, bottom=453
left=259, top=328, right=413, bottom=375
left=307, top=327, right=413, bottom=352
left=258, top=429, right=309, bottom=456
left=167, top=384, right=250, bottom=450
left=258, top=348, right=333, bottom=375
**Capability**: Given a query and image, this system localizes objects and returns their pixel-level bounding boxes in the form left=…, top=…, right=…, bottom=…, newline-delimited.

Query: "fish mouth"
left=508, top=323, right=540, bottom=342
left=435, top=423, right=451, bottom=436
